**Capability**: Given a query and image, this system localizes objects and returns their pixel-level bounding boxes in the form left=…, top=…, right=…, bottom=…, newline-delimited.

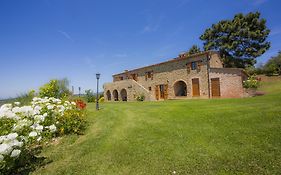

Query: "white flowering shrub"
left=243, top=76, right=260, bottom=89
left=0, top=97, right=86, bottom=174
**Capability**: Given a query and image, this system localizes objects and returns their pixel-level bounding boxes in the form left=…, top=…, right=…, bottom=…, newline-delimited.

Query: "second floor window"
left=191, top=62, right=197, bottom=70
left=145, top=71, right=153, bottom=80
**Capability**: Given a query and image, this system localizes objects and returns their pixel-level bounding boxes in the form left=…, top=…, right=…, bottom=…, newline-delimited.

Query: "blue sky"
left=0, top=0, right=281, bottom=99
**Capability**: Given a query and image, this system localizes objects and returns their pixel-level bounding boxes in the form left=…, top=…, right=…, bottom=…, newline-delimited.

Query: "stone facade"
left=103, top=51, right=248, bottom=101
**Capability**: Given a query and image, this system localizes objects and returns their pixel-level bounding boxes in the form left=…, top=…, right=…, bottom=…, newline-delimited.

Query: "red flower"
left=74, top=99, right=87, bottom=110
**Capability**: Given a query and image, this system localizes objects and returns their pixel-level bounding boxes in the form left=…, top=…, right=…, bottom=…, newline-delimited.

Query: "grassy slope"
left=33, top=78, right=281, bottom=175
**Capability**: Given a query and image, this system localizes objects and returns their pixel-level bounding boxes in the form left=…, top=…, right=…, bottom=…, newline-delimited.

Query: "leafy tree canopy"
left=263, top=51, right=281, bottom=75
left=200, top=12, right=270, bottom=68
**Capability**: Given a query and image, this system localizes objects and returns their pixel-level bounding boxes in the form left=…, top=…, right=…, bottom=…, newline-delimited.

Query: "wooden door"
left=211, top=78, right=220, bottom=97
left=155, top=84, right=168, bottom=100
left=159, top=85, right=165, bottom=99
left=155, top=85, right=159, bottom=100
left=192, top=78, right=200, bottom=96
left=164, top=84, right=168, bottom=99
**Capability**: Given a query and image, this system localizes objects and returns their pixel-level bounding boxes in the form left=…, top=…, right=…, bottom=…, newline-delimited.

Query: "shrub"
left=39, top=80, right=60, bottom=98
left=0, top=97, right=86, bottom=174
left=85, top=90, right=95, bottom=103
left=15, top=90, right=36, bottom=106
left=98, top=97, right=104, bottom=103
left=243, top=76, right=260, bottom=89
left=39, top=79, right=71, bottom=99
left=135, top=94, right=145, bottom=101
left=56, top=109, right=86, bottom=135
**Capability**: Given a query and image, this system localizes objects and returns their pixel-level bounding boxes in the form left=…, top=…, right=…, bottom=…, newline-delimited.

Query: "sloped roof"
left=113, top=50, right=219, bottom=76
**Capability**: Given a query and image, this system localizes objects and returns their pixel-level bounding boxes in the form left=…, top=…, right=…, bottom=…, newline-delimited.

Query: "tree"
left=187, top=45, right=201, bottom=55
left=85, top=89, right=95, bottom=103
left=200, top=12, right=270, bottom=68
left=263, top=51, right=281, bottom=75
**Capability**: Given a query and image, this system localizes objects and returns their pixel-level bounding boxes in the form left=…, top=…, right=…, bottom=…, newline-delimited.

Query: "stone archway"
left=106, top=90, right=111, bottom=101
left=174, top=80, right=187, bottom=96
left=113, top=89, right=119, bottom=101
left=120, top=89, right=127, bottom=101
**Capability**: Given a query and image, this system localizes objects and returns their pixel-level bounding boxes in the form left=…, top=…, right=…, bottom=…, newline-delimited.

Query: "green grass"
left=32, top=78, right=281, bottom=175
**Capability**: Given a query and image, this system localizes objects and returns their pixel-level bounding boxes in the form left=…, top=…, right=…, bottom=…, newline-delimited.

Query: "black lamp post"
left=96, top=73, right=100, bottom=110
left=78, top=87, right=81, bottom=97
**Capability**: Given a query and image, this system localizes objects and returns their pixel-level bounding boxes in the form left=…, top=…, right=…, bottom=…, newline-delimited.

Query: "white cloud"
left=58, top=30, right=74, bottom=42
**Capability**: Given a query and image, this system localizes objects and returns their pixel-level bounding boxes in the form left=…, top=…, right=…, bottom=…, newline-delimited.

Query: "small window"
left=145, top=71, right=153, bottom=80
left=120, top=76, right=124, bottom=80
left=147, top=72, right=152, bottom=78
left=191, top=62, right=197, bottom=70
left=148, top=87, right=152, bottom=91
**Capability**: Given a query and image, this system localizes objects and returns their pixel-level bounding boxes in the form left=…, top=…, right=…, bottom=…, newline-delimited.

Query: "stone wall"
left=209, top=68, right=247, bottom=98
left=104, top=51, right=247, bottom=101
left=111, top=53, right=211, bottom=100
left=103, top=79, right=154, bottom=101
left=209, top=52, right=223, bottom=68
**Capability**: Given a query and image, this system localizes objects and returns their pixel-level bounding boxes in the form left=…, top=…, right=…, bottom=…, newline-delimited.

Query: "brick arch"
left=173, top=80, right=187, bottom=96
left=113, top=89, right=119, bottom=101
left=106, top=90, right=111, bottom=101
left=120, top=89, right=127, bottom=101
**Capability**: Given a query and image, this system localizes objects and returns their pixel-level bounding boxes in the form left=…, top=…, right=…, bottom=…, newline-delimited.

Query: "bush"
left=243, top=76, right=260, bottom=89
left=98, top=97, right=104, bottom=103
left=0, top=97, right=86, bottom=174
left=85, top=90, right=95, bottom=103
left=15, top=90, right=36, bottom=106
left=56, top=109, right=86, bottom=135
left=135, top=94, right=145, bottom=101
left=39, top=79, right=71, bottom=99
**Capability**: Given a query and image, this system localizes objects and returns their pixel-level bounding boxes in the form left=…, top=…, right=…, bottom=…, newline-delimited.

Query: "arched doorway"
left=120, top=89, right=127, bottom=101
left=106, top=90, right=111, bottom=101
left=113, top=90, right=119, bottom=101
left=174, top=81, right=187, bottom=96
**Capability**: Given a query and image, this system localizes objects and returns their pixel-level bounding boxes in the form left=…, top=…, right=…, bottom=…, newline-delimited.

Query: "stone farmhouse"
left=103, top=51, right=248, bottom=101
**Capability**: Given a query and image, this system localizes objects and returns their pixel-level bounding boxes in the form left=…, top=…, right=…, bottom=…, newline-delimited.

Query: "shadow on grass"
left=2, top=146, right=53, bottom=175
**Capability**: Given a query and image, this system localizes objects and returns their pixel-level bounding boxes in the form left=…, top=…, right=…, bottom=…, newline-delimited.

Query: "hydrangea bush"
left=0, top=97, right=86, bottom=174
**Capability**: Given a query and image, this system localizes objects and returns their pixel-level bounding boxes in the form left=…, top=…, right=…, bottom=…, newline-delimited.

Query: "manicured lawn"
left=33, top=78, right=281, bottom=175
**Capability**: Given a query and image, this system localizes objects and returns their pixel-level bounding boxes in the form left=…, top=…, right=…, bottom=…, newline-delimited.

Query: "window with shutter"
left=191, top=62, right=197, bottom=70
left=197, top=62, right=201, bottom=71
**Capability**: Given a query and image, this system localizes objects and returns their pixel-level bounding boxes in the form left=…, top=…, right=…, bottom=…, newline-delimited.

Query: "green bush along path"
left=33, top=77, right=281, bottom=175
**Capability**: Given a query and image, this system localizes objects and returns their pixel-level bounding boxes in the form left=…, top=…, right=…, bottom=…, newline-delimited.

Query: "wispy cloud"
left=83, top=56, right=96, bottom=69
left=142, top=25, right=159, bottom=33
left=177, top=0, right=191, bottom=8
left=141, top=17, right=163, bottom=33
left=58, top=30, right=74, bottom=42
left=140, top=12, right=165, bottom=34
left=252, top=0, right=268, bottom=6
left=270, top=27, right=281, bottom=36
left=113, top=53, right=128, bottom=58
